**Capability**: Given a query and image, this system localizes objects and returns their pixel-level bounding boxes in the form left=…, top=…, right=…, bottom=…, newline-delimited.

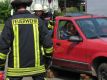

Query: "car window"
left=96, top=18, right=107, bottom=35
left=58, top=20, right=78, bottom=40
left=77, top=19, right=97, bottom=38
left=76, top=18, right=107, bottom=39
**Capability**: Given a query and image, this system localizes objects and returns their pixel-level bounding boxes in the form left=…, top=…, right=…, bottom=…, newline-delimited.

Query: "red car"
left=52, top=13, right=107, bottom=80
left=0, top=71, right=4, bottom=80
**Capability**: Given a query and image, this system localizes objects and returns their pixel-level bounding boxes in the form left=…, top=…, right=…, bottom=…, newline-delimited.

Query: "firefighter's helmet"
left=33, top=4, right=43, bottom=11
left=11, top=0, right=32, bottom=8
left=43, top=5, right=49, bottom=13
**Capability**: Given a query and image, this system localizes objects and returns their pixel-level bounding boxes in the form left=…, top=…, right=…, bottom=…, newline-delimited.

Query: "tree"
left=58, top=0, right=84, bottom=12
left=0, top=0, right=11, bottom=22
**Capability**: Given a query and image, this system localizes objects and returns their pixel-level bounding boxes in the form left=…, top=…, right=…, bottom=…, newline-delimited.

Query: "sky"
left=86, top=0, right=107, bottom=16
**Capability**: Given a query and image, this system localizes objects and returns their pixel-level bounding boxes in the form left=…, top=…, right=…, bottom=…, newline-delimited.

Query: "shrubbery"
left=0, top=1, right=11, bottom=22
left=54, top=7, right=80, bottom=16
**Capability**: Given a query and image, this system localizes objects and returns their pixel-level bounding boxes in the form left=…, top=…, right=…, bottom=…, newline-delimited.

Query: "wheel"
left=97, top=63, right=107, bottom=80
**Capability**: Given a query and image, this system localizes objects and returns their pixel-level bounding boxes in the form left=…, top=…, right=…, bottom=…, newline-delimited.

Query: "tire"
left=97, top=63, right=107, bottom=80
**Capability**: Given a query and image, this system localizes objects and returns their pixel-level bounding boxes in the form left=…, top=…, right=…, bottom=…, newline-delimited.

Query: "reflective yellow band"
left=36, top=21, right=40, bottom=66
left=44, top=47, right=53, bottom=53
left=12, top=22, right=20, bottom=68
left=48, top=21, right=54, bottom=29
left=41, top=46, right=45, bottom=55
left=12, top=18, right=40, bottom=68
left=33, top=19, right=40, bottom=66
left=7, top=69, right=45, bottom=77
left=8, top=65, right=45, bottom=71
left=12, top=24, right=17, bottom=68
left=6, top=78, right=9, bottom=80
left=12, top=18, right=38, bottom=24
left=7, top=65, right=45, bottom=76
left=0, top=53, right=7, bottom=59
left=48, top=24, right=53, bottom=29
left=44, top=78, right=48, bottom=80
left=33, top=23, right=38, bottom=66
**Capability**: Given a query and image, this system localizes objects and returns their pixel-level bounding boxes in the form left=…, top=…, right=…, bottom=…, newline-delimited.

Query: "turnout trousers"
left=6, top=73, right=45, bottom=80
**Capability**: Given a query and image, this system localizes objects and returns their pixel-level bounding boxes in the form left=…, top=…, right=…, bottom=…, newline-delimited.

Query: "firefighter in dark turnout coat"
left=0, top=0, right=53, bottom=80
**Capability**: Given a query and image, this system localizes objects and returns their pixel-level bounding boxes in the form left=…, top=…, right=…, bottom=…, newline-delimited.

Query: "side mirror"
left=68, top=36, right=83, bottom=42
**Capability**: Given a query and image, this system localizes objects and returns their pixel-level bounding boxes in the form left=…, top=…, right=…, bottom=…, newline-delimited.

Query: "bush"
left=66, top=7, right=79, bottom=13
left=0, top=1, right=11, bottom=21
left=54, top=7, right=80, bottom=17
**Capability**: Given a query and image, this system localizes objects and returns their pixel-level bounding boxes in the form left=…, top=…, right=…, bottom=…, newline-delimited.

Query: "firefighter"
left=33, top=4, right=45, bottom=19
left=33, top=4, right=54, bottom=37
left=43, top=6, right=54, bottom=37
left=0, top=0, right=53, bottom=80
left=33, top=4, right=49, bottom=31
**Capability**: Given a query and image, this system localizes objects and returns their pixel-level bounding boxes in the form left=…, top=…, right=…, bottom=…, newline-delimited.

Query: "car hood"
left=89, top=38, right=107, bottom=44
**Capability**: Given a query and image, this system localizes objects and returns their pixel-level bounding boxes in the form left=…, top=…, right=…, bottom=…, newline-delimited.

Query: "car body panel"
left=52, top=13, right=107, bottom=75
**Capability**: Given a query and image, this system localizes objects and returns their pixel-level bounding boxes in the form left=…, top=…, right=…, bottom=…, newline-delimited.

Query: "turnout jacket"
left=0, top=10, right=53, bottom=77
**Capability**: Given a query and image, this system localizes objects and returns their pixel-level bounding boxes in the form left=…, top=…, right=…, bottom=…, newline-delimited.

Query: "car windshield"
left=76, top=17, right=107, bottom=39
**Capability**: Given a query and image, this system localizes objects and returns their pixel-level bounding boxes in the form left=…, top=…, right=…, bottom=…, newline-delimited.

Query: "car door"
left=53, top=19, right=88, bottom=70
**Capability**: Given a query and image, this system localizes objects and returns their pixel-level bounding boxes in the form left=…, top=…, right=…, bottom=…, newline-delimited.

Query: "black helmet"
left=11, top=0, right=32, bottom=8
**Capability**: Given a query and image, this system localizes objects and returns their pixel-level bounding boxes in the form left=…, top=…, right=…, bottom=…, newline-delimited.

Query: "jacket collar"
left=13, top=10, right=31, bottom=15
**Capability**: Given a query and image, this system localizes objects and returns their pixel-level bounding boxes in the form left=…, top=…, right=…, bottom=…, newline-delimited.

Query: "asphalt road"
left=22, top=69, right=97, bottom=80
left=23, top=77, right=72, bottom=80
left=22, top=70, right=81, bottom=80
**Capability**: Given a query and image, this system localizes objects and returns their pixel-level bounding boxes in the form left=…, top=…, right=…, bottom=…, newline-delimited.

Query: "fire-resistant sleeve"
left=39, top=18, right=53, bottom=55
left=0, top=18, right=13, bottom=60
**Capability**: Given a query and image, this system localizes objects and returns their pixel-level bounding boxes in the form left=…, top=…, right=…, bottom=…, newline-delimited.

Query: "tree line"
left=0, top=1, right=11, bottom=23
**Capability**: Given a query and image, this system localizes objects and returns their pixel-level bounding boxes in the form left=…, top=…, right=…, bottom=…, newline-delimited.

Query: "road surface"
left=22, top=69, right=97, bottom=80
left=22, top=70, right=80, bottom=80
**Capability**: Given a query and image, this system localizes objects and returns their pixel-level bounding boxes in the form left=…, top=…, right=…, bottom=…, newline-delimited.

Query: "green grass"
left=0, top=24, right=4, bottom=31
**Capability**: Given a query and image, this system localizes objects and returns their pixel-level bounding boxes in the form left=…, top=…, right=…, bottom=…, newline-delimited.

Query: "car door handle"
left=56, top=43, right=61, bottom=46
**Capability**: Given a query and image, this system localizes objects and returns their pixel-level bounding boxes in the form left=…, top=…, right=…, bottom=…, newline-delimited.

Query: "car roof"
left=65, top=12, right=90, bottom=17
left=56, top=12, right=106, bottom=20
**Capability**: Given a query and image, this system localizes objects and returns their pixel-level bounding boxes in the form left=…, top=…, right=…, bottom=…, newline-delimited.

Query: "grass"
left=0, top=24, right=4, bottom=31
